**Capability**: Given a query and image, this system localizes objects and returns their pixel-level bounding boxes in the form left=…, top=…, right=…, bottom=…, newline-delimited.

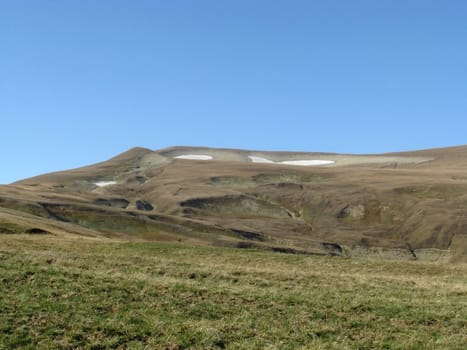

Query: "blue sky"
left=1, top=0, right=466, bottom=183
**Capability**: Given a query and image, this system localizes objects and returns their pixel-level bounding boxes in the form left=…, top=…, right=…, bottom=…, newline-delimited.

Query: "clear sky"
left=1, top=0, right=466, bottom=184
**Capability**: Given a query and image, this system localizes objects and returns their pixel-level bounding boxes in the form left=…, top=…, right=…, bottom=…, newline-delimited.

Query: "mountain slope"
left=2, top=145, right=467, bottom=262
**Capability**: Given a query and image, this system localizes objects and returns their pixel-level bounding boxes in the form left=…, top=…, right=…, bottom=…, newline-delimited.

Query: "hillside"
left=1, top=145, right=467, bottom=262
left=2, top=236, right=466, bottom=349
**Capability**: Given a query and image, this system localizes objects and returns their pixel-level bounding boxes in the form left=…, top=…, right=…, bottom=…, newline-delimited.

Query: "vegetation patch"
left=393, top=185, right=467, bottom=199
left=25, top=228, right=49, bottom=235
left=210, top=176, right=253, bottom=187
left=135, top=200, right=154, bottom=211
left=0, top=221, right=49, bottom=235
left=1, top=236, right=466, bottom=349
left=252, top=172, right=328, bottom=185
left=0, top=221, right=29, bottom=234
left=94, top=198, right=130, bottom=208
left=181, top=195, right=291, bottom=218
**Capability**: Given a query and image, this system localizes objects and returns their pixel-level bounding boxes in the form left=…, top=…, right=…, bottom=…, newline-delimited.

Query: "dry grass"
left=2, top=145, right=467, bottom=261
left=1, top=235, right=466, bottom=349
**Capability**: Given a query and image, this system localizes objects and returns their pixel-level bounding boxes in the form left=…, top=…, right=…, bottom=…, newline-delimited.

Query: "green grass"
left=0, top=221, right=29, bottom=234
left=1, top=236, right=466, bottom=349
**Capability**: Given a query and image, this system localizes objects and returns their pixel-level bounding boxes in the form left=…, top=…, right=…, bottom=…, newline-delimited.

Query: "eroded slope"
left=2, top=145, right=467, bottom=261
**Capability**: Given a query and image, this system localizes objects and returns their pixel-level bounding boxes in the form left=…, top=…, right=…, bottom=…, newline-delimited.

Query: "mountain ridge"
left=2, top=145, right=467, bottom=262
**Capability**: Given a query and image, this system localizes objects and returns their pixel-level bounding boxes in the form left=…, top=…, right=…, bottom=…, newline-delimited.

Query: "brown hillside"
left=2, top=145, right=467, bottom=262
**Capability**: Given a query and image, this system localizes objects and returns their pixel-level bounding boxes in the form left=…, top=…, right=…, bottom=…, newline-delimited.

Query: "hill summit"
left=1, top=145, right=467, bottom=262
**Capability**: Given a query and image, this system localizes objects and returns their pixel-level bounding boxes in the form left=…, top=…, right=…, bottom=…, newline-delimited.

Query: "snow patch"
left=94, top=181, right=117, bottom=187
left=249, top=156, right=335, bottom=167
left=248, top=156, right=274, bottom=164
left=174, top=154, right=213, bottom=160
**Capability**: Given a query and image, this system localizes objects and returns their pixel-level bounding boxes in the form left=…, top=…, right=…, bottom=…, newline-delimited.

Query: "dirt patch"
left=337, top=204, right=365, bottom=220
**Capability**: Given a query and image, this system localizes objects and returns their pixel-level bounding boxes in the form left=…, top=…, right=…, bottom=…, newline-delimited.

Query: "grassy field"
left=1, top=235, right=466, bottom=349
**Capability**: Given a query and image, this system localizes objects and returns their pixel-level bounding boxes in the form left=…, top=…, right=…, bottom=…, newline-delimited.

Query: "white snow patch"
left=248, top=156, right=274, bottom=164
left=249, top=156, right=335, bottom=167
left=174, top=154, right=213, bottom=160
left=94, top=181, right=117, bottom=187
